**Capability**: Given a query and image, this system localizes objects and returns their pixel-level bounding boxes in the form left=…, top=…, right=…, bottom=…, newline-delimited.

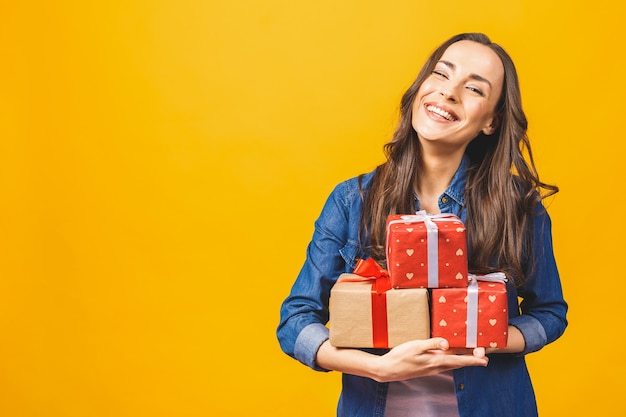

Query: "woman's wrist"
left=486, top=325, right=526, bottom=354
left=316, top=340, right=384, bottom=381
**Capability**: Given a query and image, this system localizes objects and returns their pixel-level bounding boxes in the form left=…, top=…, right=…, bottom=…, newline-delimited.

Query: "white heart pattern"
left=456, top=273, right=464, bottom=280
left=406, top=228, right=413, bottom=232
left=489, top=342, right=497, bottom=348
left=438, top=296, right=446, bottom=303
left=488, top=295, right=496, bottom=302
left=406, top=273, right=414, bottom=280
left=456, top=248, right=464, bottom=256
left=456, top=227, right=464, bottom=232
left=439, top=319, right=447, bottom=327
left=489, top=319, right=497, bottom=326
left=406, top=249, right=414, bottom=256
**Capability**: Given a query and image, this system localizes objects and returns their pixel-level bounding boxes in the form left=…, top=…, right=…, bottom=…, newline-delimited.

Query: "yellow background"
left=1, top=0, right=624, bottom=415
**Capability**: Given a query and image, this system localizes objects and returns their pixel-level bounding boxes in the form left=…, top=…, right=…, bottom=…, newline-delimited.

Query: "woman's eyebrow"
left=437, top=60, right=493, bottom=89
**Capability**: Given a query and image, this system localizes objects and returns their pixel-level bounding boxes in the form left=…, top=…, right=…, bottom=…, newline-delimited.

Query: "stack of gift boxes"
left=329, top=211, right=509, bottom=349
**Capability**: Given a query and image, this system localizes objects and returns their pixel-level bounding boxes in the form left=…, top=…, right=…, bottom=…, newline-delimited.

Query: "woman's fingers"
left=421, top=337, right=449, bottom=352
left=472, top=347, right=486, bottom=358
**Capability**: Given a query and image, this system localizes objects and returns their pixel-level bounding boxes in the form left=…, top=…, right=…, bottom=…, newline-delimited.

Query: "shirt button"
left=457, top=383, right=465, bottom=390
left=441, top=197, right=449, bottom=204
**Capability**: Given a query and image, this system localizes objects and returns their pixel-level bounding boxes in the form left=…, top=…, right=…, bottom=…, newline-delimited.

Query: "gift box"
left=386, top=211, right=468, bottom=288
left=431, top=273, right=509, bottom=348
left=329, top=259, right=430, bottom=348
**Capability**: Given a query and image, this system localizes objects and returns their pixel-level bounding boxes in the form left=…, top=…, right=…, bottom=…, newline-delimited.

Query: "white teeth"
left=426, top=105, right=456, bottom=121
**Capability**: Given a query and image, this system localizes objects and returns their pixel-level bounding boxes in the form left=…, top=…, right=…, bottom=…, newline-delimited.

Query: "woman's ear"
left=482, top=114, right=500, bottom=136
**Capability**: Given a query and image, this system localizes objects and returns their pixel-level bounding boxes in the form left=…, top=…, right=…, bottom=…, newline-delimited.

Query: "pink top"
left=384, top=371, right=459, bottom=417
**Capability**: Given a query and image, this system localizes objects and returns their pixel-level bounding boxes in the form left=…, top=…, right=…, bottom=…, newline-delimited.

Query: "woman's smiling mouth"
left=425, top=104, right=458, bottom=121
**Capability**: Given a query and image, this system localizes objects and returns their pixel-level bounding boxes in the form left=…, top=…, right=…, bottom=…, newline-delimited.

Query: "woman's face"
left=411, top=40, right=504, bottom=151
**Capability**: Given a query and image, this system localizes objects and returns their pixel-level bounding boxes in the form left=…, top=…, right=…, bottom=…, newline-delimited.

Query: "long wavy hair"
left=359, top=33, right=558, bottom=287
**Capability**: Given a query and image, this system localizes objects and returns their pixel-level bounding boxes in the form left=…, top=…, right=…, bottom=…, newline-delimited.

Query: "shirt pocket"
left=339, top=240, right=363, bottom=272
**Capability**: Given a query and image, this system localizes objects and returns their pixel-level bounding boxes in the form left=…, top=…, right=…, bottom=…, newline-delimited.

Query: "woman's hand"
left=372, top=338, right=488, bottom=382
left=316, top=338, right=488, bottom=383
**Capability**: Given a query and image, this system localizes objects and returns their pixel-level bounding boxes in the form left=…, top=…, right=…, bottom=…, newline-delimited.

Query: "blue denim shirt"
left=277, top=156, right=568, bottom=417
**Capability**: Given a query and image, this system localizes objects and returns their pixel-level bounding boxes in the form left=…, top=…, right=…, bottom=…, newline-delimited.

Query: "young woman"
left=277, top=33, right=567, bottom=417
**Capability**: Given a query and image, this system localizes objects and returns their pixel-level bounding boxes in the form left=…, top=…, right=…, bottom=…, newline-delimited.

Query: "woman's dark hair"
left=359, top=32, right=558, bottom=287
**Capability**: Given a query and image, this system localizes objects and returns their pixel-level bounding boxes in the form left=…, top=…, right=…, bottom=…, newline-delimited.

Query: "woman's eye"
left=467, top=86, right=485, bottom=97
left=432, top=70, right=447, bottom=78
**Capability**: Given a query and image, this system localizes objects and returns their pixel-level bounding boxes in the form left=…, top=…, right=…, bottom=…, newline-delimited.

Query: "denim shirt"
left=277, top=156, right=568, bottom=417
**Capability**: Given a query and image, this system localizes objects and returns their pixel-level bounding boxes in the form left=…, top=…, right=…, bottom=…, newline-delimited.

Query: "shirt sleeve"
left=276, top=180, right=361, bottom=371
left=508, top=203, right=568, bottom=355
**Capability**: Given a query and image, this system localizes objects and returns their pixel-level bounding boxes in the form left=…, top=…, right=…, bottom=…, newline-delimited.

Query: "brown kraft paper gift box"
left=329, top=271, right=430, bottom=349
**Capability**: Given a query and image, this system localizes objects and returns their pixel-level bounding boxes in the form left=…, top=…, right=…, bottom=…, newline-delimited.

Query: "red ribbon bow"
left=351, top=258, right=392, bottom=348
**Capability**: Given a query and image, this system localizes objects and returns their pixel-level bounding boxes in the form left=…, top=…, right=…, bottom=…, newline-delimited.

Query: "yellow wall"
left=1, top=0, right=623, bottom=415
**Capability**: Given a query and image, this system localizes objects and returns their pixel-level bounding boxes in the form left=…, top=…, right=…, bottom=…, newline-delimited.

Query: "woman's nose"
left=439, top=81, right=461, bottom=102
left=439, top=88, right=457, bottom=102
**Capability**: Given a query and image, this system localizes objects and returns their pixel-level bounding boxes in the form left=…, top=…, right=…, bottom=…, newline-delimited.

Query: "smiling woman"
left=277, top=32, right=567, bottom=417
left=411, top=40, right=505, bottom=215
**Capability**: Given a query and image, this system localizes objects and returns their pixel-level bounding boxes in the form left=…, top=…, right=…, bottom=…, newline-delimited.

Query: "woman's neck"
left=415, top=151, right=464, bottom=214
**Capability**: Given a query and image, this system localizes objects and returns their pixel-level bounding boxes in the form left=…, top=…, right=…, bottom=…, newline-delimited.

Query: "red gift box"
left=386, top=211, right=468, bottom=288
left=431, top=273, right=509, bottom=348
